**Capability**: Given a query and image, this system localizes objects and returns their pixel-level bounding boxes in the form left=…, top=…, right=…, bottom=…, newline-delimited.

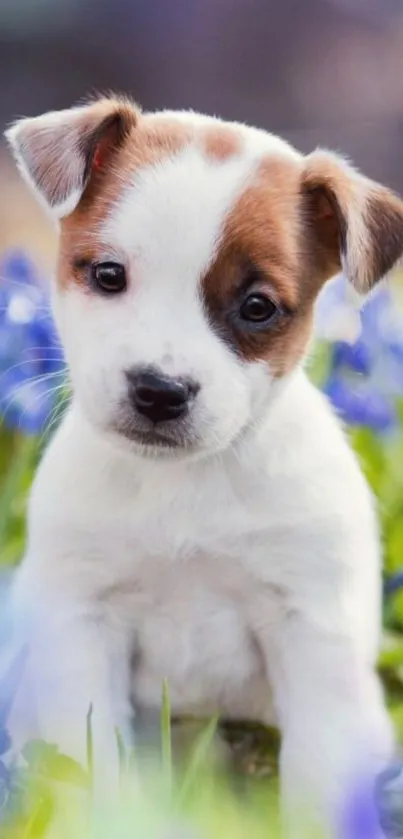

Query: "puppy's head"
left=6, top=96, right=403, bottom=458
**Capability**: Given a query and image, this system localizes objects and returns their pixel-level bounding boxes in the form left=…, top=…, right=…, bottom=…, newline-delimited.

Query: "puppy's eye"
left=239, top=292, right=278, bottom=324
left=91, top=262, right=127, bottom=294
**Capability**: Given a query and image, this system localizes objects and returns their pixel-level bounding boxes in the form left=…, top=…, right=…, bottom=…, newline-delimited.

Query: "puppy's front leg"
left=6, top=578, right=133, bottom=791
left=257, top=615, right=393, bottom=837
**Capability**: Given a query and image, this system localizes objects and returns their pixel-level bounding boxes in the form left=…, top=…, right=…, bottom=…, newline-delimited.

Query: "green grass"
left=1, top=687, right=284, bottom=839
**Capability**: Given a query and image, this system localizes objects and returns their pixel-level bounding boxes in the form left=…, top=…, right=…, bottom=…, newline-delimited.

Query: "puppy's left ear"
left=5, top=96, right=138, bottom=219
left=302, top=150, right=403, bottom=293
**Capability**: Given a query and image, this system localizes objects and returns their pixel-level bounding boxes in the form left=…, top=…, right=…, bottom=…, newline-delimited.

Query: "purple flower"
left=333, top=340, right=373, bottom=376
left=324, top=377, right=397, bottom=432
left=0, top=250, right=66, bottom=434
left=376, top=763, right=403, bottom=838
left=341, top=780, right=384, bottom=839
left=316, top=276, right=403, bottom=432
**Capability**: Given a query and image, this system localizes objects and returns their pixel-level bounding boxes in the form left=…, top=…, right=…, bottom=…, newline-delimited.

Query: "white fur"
left=5, top=107, right=394, bottom=837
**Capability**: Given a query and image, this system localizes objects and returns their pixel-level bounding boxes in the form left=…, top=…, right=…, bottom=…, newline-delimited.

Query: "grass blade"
left=86, top=704, right=93, bottom=793
left=161, top=679, right=172, bottom=793
left=177, top=715, right=219, bottom=805
left=115, top=726, right=126, bottom=780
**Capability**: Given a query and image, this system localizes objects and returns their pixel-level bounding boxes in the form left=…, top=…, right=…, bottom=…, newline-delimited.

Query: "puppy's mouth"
left=112, top=410, right=197, bottom=455
left=123, top=428, right=181, bottom=449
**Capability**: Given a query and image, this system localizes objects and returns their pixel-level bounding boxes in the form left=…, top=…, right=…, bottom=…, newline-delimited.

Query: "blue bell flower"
left=0, top=250, right=65, bottom=434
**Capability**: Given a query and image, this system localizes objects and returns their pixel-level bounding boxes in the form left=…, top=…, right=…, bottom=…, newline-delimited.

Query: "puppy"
left=5, top=95, right=403, bottom=836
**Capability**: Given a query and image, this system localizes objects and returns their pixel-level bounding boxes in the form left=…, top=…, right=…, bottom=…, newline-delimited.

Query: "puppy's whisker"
left=15, top=381, right=68, bottom=432
left=0, top=366, right=67, bottom=395
left=41, top=395, right=71, bottom=445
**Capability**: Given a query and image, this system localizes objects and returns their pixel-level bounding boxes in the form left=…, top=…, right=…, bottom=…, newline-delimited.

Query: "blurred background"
left=1, top=0, right=403, bottom=762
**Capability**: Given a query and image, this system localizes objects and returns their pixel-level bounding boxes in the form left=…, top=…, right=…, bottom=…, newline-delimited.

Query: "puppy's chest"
left=123, top=479, right=265, bottom=559
left=104, top=554, right=274, bottom=719
left=93, top=473, right=280, bottom=716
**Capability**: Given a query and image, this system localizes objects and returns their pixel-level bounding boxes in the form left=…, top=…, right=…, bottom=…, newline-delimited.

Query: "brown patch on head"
left=202, top=155, right=316, bottom=377
left=58, top=114, right=242, bottom=289
left=58, top=112, right=196, bottom=288
left=201, top=147, right=403, bottom=379
left=201, top=125, right=241, bottom=162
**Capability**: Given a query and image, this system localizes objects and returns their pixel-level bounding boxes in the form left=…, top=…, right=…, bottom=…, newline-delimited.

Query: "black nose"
left=126, top=369, right=198, bottom=424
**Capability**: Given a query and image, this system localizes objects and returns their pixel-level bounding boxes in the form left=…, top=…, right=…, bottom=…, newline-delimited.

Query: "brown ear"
left=302, top=150, right=403, bottom=293
left=5, top=95, right=138, bottom=218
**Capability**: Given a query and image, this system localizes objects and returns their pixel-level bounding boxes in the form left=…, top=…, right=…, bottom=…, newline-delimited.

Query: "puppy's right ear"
left=302, top=150, right=403, bottom=294
left=5, top=96, right=138, bottom=219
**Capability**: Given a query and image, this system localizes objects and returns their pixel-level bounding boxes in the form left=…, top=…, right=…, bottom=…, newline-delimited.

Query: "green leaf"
left=40, top=753, right=88, bottom=788
left=389, top=590, right=403, bottom=632
left=21, top=740, right=88, bottom=787
left=21, top=792, right=54, bottom=839
left=379, top=633, right=403, bottom=670
left=0, top=435, right=37, bottom=562
left=349, top=427, right=385, bottom=493
left=306, top=342, right=333, bottom=388
left=22, top=741, right=59, bottom=771
left=385, top=516, right=403, bottom=575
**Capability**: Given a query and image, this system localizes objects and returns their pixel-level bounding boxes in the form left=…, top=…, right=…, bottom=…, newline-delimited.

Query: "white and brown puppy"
left=5, top=96, right=403, bottom=835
